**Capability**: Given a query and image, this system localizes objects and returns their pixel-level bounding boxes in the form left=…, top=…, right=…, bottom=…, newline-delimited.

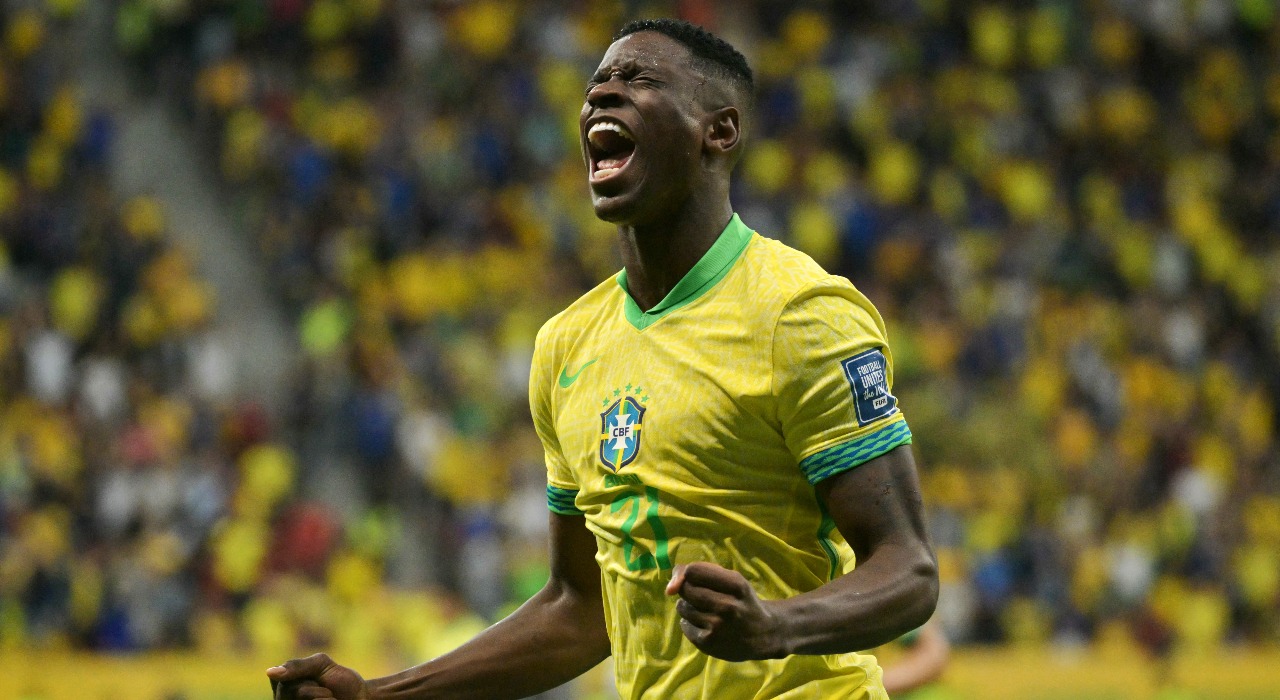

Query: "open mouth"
left=587, top=119, right=636, bottom=182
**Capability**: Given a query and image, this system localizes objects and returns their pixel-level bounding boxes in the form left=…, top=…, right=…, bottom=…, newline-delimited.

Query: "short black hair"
left=615, top=18, right=754, bottom=96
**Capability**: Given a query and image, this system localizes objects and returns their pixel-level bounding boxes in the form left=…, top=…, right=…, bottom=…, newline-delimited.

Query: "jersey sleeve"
left=772, top=279, right=912, bottom=485
left=530, top=322, right=584, bottom=515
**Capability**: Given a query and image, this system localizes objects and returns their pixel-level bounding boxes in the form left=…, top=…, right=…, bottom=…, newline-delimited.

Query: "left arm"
left=667, top=444, right=938, bottom=660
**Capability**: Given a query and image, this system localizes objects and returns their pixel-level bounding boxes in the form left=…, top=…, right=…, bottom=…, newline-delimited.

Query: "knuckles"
left=675, top=598, right=694, bottom=618
left=676, top=596, right=736, bottom=622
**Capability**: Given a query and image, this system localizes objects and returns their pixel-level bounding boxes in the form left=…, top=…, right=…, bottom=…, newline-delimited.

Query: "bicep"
left=547, top=512, right=602, bottom=602
left=815, top=444, right=931, bottom=563
left=544, top=512, right=609, bottom=653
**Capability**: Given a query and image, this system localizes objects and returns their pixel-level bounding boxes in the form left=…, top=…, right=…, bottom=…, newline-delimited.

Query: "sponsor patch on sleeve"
left=841, top=348, right=898, bottom=426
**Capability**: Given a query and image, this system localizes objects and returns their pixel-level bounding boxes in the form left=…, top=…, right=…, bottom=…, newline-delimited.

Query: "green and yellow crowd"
left=2, top=0, right=1278, bottom=678
left=1, top=0, right=239, bottom=654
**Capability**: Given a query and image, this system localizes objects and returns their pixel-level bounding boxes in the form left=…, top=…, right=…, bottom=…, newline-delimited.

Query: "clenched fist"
left=267, top=653, right=370, bottom=700
left=665, top=562, right=789, bottom=661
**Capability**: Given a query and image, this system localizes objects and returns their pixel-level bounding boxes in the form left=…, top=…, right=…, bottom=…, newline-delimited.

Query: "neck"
left=616, top=196, right=734, bottom=312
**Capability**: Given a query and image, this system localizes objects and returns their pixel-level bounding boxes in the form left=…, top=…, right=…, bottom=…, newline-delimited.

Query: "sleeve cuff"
left=799, top=420, right=913, bottom=485
left=547, top=485, right=585, bottom=515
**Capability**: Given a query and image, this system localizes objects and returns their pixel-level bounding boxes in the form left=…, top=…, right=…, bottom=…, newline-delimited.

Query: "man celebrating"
left=268, top=18, right=937, bottom=699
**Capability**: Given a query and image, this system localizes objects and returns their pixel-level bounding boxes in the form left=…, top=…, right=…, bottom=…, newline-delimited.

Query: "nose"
left=586, top=77, right=625, bottom=110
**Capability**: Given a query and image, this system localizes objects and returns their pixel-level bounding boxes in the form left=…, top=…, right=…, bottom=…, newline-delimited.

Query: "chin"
left=589, top=180, right=646, bottom=223
left=591, top=196, right=636, bottom=223
left=589, top=178, right=686, bottom=227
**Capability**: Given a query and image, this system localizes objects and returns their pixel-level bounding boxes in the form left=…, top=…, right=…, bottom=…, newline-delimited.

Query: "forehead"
left=593, top=31, right=694, bottom=75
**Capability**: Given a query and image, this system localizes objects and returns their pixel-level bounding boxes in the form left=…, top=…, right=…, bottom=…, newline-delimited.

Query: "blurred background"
left=1, top=0, right=1279, bottom=698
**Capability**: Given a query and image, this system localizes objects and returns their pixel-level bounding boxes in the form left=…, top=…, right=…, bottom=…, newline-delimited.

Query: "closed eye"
left=584, top=66, right=663, bottom=95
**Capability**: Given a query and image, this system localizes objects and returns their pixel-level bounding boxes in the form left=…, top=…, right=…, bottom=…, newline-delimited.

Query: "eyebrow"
left=588, top=57, right=659, bottom=82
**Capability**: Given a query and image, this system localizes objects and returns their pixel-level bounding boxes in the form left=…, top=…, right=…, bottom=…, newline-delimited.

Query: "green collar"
left=616, top=213, right=754, bottom=331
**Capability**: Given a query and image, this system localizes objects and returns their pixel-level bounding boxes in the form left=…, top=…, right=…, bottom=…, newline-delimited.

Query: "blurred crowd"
left=3, top=0, right=1279, bottom=676
left=0, top=0, right=250, bottom=653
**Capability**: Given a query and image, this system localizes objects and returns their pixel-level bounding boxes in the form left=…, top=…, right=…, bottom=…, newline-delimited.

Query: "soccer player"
left=267, top=18, right=937, bottom=699
left=881, top=622, right=952, bottom=696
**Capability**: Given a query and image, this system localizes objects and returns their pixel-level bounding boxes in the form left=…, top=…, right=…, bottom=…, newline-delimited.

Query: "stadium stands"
left=4, top=0, right=1278, bottom=680
left=0, top=2, right=245, bottom=651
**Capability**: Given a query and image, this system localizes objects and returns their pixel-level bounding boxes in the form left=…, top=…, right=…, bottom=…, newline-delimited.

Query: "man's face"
left=579, top=32, right=706, bottom=224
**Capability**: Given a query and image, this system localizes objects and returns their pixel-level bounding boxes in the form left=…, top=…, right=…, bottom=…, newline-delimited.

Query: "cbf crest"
left=599, top=393, right=647, bottom=471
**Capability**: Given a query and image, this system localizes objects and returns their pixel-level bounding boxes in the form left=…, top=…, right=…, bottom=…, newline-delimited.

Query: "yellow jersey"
left=530, top=214, right=911, bottom=699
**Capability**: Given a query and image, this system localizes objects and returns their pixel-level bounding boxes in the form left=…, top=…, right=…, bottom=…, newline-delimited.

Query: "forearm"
left=367, top=585, right=610, bottom=700
left=771, top=544, right=937, bottom=656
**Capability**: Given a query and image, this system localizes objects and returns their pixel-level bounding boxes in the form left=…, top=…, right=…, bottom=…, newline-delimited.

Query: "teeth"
left=588, top=121, right=634, bottom=142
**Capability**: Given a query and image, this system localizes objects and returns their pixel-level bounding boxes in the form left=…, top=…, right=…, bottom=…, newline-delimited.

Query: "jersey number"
left=610, top=486, right=671, bottom=571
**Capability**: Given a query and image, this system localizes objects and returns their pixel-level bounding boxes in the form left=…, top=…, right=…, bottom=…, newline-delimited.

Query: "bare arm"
left=881, top=622, right=951, bottom=694
left=369, top=513, right=609, bottom=698
left=774, top=443, right=939, bottom=653
left=669, top=444, right=938, bottom=659
left=268, top=513, right=610, bottom=700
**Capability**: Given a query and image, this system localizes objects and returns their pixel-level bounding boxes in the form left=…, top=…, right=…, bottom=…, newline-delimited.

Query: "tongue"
left=598, top=155, right=629, bottom=170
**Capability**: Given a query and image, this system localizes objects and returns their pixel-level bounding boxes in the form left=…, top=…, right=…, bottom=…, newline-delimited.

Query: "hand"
left=665, top=562, right=788, bottom=661
left=267, top=653, right=370, bottom=700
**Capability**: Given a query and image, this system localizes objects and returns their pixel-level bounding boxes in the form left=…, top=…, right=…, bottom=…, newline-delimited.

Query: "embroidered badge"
left=599, top=394, right=645, bottom=471
left=841, top=349, right=898, bottom=426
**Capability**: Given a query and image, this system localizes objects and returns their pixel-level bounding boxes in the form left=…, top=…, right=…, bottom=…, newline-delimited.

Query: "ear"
left=703, top=106, right=741, bottom=164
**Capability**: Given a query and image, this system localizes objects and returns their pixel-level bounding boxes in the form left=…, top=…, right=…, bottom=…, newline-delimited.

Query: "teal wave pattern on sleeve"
left=800, top=421, right=913, bottom=485
left=547, top=485, right=585, bottom=515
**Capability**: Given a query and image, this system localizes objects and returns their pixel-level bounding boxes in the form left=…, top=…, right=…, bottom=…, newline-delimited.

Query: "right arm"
left=268, top=512, right=610, bottom=700
left=369, top=511, right=609, bottom=698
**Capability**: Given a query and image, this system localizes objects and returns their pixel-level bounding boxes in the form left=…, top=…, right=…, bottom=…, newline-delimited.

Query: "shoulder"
left=534, top=273, right=621, bottom=359
left=736, top=233, right=880, bottom=322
